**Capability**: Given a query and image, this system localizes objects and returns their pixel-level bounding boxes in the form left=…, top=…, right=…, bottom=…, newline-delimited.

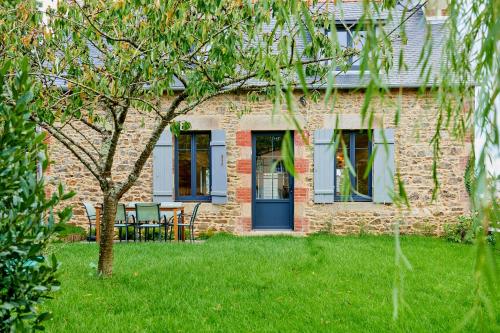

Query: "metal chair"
left=131, top=203, right=168, bottom=241
left=169, top=203, right=201, bottom=242
left=82, top=202, right=97, bottom=242
left=114, top=203, right=129, bottom=242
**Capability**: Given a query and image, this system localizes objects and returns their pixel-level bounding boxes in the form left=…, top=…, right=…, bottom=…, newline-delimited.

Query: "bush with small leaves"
left=0, top=59, right=73, bottom=331
left=444, top=215, right=475, bottom=244
left=444, top=214, right=496, bottom=246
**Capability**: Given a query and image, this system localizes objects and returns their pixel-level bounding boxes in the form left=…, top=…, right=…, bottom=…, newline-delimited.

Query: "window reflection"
left=335, top=133, right=350, bottom=197
left=255, top=134, right=290, bottom=200
left=178, top=134, right=191, bottom=197
left=176, top=132, right=211, bottom=199
left=355, top=133, right=369, bottom=196
left=196, top=134, right=210, bottom=196
left=323, top=26, right=369, bottom=69
left=335, top=131, right=371, bottom=201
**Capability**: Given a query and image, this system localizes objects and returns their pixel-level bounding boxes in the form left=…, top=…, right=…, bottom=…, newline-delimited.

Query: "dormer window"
left=326, top=25, right=367, bottom=71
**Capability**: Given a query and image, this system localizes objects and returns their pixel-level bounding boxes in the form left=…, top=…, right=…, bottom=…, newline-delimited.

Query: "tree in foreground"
left=0, top=59, right=73, bottom=331
left=7, top=0, right=366, bottom=276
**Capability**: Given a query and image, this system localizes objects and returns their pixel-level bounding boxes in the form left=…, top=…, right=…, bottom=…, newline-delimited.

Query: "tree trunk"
left=97, top=193, right=118, bottom=276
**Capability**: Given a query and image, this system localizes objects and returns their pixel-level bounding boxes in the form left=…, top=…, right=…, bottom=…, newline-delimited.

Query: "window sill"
left=335, top=199, right=372, bottom=203
left=333, top=70, right=364, bottom=75
left=323, top=69, right=368, bottom=76
left=175, top=199, right=212, bottom=203
left=335, top=193, right=372, bottom=203
left=424, top=16, right=447, bottom=24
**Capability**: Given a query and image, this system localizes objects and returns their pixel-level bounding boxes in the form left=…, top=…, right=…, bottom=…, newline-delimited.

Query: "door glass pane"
left=355, top=132, right=370, bottom=196
left=178, top=134, right=191, bottom=196
left=196, top=134, right=210, bottom=196
left=335, top=133, right=350, bottom=197
left=255, top=134, right=290, bottom=199
left=276, top=161, right=290, bottom=199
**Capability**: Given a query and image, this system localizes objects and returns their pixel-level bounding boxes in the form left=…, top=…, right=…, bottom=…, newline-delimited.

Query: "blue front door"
left=252, top=132, right=294, bottom=230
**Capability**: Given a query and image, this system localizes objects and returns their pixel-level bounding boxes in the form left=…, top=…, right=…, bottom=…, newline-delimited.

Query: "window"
left=325, top=25, right=367, bottom=70
left=335, top=131, right=372, bottom=201
left=175, top=132, right=211, bottom=201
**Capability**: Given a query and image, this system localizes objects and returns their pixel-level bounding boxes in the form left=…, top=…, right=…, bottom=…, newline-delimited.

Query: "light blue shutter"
left=152, top=127, right=173, bottom=202
left=314, top=129, right=335, bottom=203
left=373, top=128, right=395, bottom=203
left=210, top=130, right=227, bottom=204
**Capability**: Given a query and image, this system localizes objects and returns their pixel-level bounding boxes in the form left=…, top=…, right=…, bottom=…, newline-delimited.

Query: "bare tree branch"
left=33, top=117, right=103, bottom=184
left=115, top=93, right=187, bottom=198
left=101, top=105, right=128, bottom=177
left=172, top=72, right=187, bottom=88
left=46, top=119, right=101, bottom=169
left=69, top=121, right=101, bottom=156
left=79, top=117, right=111, bottom=136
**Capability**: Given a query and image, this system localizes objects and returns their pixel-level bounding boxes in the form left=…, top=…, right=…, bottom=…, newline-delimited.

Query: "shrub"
left=0, top=60, right=73, bottom=331
left=444, top=216, right=475, bottom=244
left=198, top=228, right=217, bottom=240
left=463, top=153, right=475, bottom=197
left=444, top=214, right=496, bottom=246
left=56, top=223, right=87, bottom=242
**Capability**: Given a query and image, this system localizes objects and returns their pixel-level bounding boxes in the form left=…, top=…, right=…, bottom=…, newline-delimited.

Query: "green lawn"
left=44, top=235, right=499, bottom=332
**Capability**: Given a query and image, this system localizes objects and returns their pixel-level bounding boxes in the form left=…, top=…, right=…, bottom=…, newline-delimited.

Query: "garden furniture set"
left=83, top=202, right=201, bottom=243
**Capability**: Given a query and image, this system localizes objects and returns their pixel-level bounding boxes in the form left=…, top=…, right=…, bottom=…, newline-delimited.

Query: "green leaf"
left=281, top=130, right=295, bottom=177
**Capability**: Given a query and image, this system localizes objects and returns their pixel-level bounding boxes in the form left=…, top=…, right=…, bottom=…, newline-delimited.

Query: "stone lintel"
left=323, top=114, right=384, bottom=129
left=175, top=115, right=220, bottom=130
left=239, top=114, right=306, bottom=131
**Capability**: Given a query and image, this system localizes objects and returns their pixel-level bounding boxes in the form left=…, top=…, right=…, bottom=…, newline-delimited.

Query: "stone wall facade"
left=47, top=89, right=471, bottom=235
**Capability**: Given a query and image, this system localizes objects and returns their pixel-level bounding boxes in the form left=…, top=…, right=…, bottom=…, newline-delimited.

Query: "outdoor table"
left=94, top=203, right=185, bottom=242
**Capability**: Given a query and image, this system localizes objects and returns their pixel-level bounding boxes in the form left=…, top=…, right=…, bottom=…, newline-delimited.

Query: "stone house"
left=47, top=3, right=471, bottom=235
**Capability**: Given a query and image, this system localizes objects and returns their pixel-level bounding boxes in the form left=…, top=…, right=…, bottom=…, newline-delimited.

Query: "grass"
left=44, top=235, right=499, bottom=332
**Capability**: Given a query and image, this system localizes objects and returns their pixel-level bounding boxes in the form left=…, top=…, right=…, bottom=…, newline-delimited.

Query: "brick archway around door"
left=235, top=130, right=310, bottom=233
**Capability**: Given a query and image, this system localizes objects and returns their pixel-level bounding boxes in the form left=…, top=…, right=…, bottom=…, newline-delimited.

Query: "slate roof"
left=76, top=3, right=447, bottom=90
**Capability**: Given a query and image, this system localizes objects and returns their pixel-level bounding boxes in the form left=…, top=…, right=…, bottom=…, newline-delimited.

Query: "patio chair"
left=115, top=203, right=130, bottom=242
left=82, top=202, right=97, bottom=242
left=131, top=203, right=168, bottom=241
left=168, top=202, right=201, bottom=242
